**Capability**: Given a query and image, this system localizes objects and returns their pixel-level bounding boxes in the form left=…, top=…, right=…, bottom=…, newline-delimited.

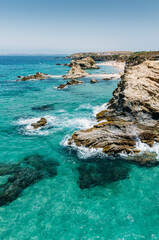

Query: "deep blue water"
left=0, top=56, right=159, bottom=239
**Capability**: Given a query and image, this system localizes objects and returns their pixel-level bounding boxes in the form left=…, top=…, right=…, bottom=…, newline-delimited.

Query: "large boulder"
left=69, top=57, right=99, bottom=69
left=63, top=64, right=89, bottom=79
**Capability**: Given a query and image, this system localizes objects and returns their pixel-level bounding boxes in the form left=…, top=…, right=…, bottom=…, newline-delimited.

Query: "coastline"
left=69, top=56, right=159, bottom=164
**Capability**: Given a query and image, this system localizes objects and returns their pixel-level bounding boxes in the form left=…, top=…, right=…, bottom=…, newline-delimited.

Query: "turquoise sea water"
left=0, top=56, right=159, bottom=240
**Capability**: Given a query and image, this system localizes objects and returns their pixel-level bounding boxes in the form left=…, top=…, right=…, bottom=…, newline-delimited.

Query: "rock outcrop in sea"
left=69, top=57, right=99, bottom=69
left=31, top=118, right=47, bottom=129
left=16, top=72, right=51, bottom=81
left=63, top=64, right=89, bottom=79
left=69, top=60, right=159, bottom=165
left=90, top=78, right=98, bottom=83
left=57, top=79, right=83, bottom=89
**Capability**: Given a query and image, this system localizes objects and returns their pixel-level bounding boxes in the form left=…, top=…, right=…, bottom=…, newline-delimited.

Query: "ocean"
left=0, top=55, right=159, bottom=239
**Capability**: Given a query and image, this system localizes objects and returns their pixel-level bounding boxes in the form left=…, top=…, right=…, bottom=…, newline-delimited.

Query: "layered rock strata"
left=69, top=60, right=159, bottom=164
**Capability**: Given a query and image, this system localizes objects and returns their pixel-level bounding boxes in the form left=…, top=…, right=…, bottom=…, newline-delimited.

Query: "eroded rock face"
left=69, top=60, right=159, bottom=164
left=69, top=57, right=99, bottom=69
left=57, top=79, right=83, bottom=89
left=16, top=72, right=50, bottom=81
left=31, top=118, right=47, bottom=129
left=0, top=155, right=59, bottom=206
left=63, top=64, right=89, bottom=79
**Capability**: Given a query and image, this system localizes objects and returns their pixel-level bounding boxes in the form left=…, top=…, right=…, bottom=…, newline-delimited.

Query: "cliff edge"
left=69, top=60, right=159, bottom=164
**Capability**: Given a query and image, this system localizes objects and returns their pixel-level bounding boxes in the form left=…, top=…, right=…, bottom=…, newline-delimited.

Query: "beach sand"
left=97, top=61, right=125, bottom=72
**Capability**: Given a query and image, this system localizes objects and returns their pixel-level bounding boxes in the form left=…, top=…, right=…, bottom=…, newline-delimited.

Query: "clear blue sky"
left=0, top=0, right=159, bottom=54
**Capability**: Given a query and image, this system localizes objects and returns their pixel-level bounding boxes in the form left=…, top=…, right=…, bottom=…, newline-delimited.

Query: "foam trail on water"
left=17, top=115, right=57, bottom=136
left=16, top=113, right=97, bottom=136
left=61, top=137, right=104, bottom=159
left=92, top=103, right=109, bottom=116
left=136, top=140, right=159, bottom=160
left=76, top=103, right=93, bottom=111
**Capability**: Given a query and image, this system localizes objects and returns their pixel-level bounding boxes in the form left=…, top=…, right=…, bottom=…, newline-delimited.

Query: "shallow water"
left=0, top=56, right=159, bottom=239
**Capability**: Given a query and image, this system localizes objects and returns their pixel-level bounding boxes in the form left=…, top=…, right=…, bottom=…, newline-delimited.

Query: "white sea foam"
left=136, top=140, right=159, bottom=160
left=76, top=103, right=93, bottom=111
left=92, top=103, right=109, bottom=116
left=17, top=113, right=96, bottom=136
left=61, top=136, right=104, bottom=159
left=66, top=117, right=96, bottom=129
left=17, top=115, right=56, bottom=136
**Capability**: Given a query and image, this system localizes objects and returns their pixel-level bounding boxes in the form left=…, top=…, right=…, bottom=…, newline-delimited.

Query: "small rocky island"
left=16, top=72, right=51, bottom=81
left=63, top=63, right=89, bottom=79
left=69, top=57, right=99, bottom=69
left=31, top=118, right=47, bottom=129
left=57, top=79, right=83, bottom=89
left=69, top=53, right=159, bottom=165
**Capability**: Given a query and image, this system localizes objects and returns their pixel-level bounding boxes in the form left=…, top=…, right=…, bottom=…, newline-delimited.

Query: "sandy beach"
left=90, top=73, right=121, bottom=79
left=50, top=72, right=121, bottom=79
left=96, top=61, right=125, bottom=72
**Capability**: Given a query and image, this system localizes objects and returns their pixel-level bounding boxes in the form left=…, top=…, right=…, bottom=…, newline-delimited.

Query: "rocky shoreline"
left=68, top=58, right=159, bottom=165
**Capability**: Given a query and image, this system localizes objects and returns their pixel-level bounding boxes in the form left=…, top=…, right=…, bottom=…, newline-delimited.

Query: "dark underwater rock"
left=77, top=160, right=129, bottom=189
left=0, top=155, right=59, bottom=206
left=127, top=152, right=158, bottom=167
left=32, top=104, right=54, bottom=112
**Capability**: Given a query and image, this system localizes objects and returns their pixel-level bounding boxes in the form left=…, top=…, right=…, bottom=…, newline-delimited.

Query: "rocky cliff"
left=69, top=51, right=133, bottom=62
left=69, top=60, right=159, bottom=165
left=68, top=51, right=159, bottom=64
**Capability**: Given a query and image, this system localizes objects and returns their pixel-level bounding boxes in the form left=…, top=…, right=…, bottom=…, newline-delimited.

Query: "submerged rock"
left=69, top=57, right=99, bottom=69
left=57, top=79, right=83, bottom=89
left=127, top=152, right=158, bottom=167
left=103, top=77, right=114, bottom=80
left=32, top=104, right=54, bottom=111
left=77, top=159, right=129, bottom=189
left=0, top=155, right=59, bottom=206
left=62, top=64, right=89, bottom=79
left=31, top=117, right=47, bottom=129
left=16, top=72, right=51, bottom=81
left=69, top=60, right=159, bottom=165
left=90, top=78, right=98, bottom=83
